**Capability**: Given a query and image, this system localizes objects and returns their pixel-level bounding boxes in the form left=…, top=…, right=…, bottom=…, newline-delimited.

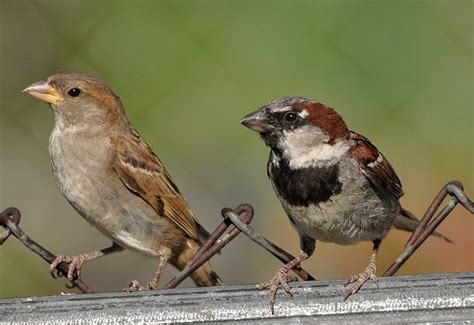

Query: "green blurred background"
left=0, top=0, right=472, bottom=298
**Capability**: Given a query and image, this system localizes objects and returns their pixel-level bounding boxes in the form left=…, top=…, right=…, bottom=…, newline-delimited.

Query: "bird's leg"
left=147, top=256, right=168, bottom=290
left=50, top=243, right=123, bottom=281
left=256, top=252, right=308, bottom=314
left=124, top=256, right=169, bottom=292
left=344, top=240, right=380, bottom=301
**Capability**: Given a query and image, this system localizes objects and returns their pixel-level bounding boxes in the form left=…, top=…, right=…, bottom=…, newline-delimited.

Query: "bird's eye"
left=68, top=88, right=81, bottom=97
left=284, top=112, right=298, bottom=123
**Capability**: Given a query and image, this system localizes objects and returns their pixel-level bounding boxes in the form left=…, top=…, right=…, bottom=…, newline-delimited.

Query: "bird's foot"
left=344, top=261, right=378, bottom=301
left=147, top=281, right=159, bottom=290
left=256, top=266, right=298, bottom=314
left=50, top=254, right=87, bottom=281
left=123, top=279, right=160, bottom=291
left=123, top=280, right=145, bottom=292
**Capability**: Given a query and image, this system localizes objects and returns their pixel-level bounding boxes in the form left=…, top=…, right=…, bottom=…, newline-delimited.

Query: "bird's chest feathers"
left=49, top=126, right=112, bottom=220
left=269, top=154, right=391, bottom=244
left=268, top=156, right=343, bottom=206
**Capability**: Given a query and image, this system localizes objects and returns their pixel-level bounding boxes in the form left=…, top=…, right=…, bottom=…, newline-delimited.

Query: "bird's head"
left=23, top=72, right=125, bottom=128
left=240, top=96, right=351, bottom=167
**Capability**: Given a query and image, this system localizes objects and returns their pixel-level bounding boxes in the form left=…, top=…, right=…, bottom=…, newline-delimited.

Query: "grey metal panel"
left=1, top=272, right=473, bottom=323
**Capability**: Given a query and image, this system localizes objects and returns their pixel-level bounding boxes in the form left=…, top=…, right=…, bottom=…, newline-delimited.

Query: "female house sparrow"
left=240, top=96, right=449, bottom=311
left=23, top=72, right=222, bottom=289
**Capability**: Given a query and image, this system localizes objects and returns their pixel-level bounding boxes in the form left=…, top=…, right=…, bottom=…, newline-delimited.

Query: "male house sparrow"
left=23, top=72, right=222, bottom=289
left=240, top=96, right=450, bottom=311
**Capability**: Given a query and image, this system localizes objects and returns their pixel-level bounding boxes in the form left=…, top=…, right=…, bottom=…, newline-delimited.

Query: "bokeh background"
left=0, top=0, right=472, bottom=298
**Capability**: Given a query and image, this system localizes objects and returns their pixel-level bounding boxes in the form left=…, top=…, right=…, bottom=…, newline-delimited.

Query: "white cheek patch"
left=287, top=141, right=349, bottom=169
left=280, top=125, right=349, bottom=169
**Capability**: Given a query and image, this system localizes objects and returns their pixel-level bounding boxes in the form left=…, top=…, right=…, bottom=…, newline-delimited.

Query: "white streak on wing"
left=367, top=154, right=384, bottom=168
left=115, top=231, right=159, bottom=257
left=121, top=158, right=157, bottom=176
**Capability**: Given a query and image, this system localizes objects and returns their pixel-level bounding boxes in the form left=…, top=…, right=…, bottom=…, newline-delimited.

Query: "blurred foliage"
left=0, top=0, right=472, bottom=298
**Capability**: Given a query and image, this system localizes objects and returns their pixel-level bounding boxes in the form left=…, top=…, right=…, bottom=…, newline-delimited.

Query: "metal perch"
left=0, top=180, right=472, bottom=293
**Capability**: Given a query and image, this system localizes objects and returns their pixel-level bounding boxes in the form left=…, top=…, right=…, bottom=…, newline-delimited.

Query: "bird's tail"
left=393, top=208, right=454, bottom=243
left=172, top=239, right=223, bottom=287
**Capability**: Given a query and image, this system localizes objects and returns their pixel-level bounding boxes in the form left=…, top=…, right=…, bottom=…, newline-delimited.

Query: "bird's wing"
left=349, top=131, right=404, bottom=199
left=111, top=127, right=200, bottom=241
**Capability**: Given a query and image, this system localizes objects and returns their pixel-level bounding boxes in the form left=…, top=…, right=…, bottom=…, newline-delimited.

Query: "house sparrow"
left=23, top=72, right=222, bottom=289
left=240, top=96, right=450, bottom=312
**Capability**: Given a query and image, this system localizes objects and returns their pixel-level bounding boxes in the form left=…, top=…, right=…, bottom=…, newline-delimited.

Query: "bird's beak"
left=23, top=80, right=63, bottom=105
left=240, top=109, right=274, bottom=133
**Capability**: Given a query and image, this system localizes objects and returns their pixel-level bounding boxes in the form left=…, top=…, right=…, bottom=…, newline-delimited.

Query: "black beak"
left=240, top=109, right=274, bottom=133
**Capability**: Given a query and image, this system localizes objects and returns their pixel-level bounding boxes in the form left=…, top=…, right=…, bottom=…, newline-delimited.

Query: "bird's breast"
left=269, top=155, right=399, bottom=245
left=49, top=127, right=115, bottom=225
left=268, top=156, right=343, bottom=206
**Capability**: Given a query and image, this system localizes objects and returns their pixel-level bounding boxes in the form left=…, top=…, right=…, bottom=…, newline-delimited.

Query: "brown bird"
left=240, top=96, right=451, bottom=313
left=23, top=72, right=222, bottom=289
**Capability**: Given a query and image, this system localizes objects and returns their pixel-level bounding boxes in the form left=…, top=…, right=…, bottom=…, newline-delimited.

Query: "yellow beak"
left=23, top=81, right=63, bottom=105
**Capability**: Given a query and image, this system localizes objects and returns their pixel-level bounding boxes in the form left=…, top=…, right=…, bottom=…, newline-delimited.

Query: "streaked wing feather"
left=111, top=128, right=199, bottom=241
left=350, top=131, right=404, bottom=199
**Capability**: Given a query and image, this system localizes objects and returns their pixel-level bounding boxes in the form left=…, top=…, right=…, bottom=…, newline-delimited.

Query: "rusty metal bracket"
left=165, top=204, right=255, bottom=288
left=221, top=206, right=315, bottom=281
left=383, top=180, right=473, bottom=276
left=1, top=179, right=472, bottom=294
left=165, top=204, right=315, bottom=289
left=0, top=203, right=313, bottom=292
left=0, top=208, right=94, bottom=293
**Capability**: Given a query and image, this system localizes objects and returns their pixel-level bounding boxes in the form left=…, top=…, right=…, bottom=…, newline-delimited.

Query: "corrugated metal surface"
left=1, top=272, right=473, bottom=323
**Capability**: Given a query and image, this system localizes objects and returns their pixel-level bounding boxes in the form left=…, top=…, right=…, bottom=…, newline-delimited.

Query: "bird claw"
left=147, top=281, right=159, bottom=290
left=51, top=268, right=62, bottom=279
left=343, top=267, right=378, bottom=301
left=123, top=280, right=145, bottom=292
left=256, top=267, right=298, bottom=314
left=49, top=255, right=85, bottom=281
left=123, top=279, right=160, bottom=292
